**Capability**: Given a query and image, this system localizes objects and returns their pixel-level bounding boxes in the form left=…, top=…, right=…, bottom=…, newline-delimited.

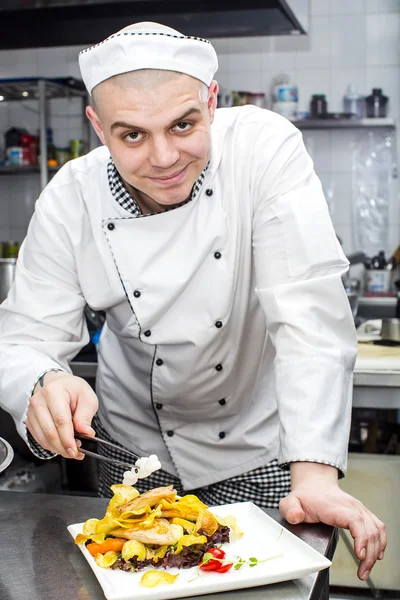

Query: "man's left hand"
left=279, top=463, right=386, bottom=581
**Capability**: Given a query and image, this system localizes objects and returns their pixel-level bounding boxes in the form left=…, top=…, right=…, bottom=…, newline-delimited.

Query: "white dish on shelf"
left=68, top=501, right=331, bottom=600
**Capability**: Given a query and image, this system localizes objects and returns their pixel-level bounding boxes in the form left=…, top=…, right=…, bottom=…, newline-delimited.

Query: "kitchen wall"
left=0, top=0, right=399, bottom=255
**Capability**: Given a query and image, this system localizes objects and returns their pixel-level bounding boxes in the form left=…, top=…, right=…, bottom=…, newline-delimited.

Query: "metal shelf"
left=293, top=118, right=396, bottom=130
left=0, top=77, right=87, bottom=102
left=0, top=77, right=89, bottom=190
left=0, top=165, right=59, bottom=175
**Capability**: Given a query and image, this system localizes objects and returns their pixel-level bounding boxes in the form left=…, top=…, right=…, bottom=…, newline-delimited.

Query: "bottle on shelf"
left=5, top=127, right=23, bottom=166
left=343, top=84, right=365, bottom=118
left=271, top=74, right=298, bottom=121
left=46, top=127, right=58, bottom=167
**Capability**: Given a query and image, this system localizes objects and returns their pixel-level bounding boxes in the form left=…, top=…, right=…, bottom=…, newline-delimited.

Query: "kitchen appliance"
left=0, top=437, right=14, bottom=473
left=380, top=318, right=400, bottom=343
left=0, top=0, right=308, bottom=48
left=0, top=258, right=16, bottom=303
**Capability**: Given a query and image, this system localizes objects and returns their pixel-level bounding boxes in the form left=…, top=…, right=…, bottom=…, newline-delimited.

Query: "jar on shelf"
left=310, top=94, right=328, bottom=118
left=365, top=88, right=388, bottom=118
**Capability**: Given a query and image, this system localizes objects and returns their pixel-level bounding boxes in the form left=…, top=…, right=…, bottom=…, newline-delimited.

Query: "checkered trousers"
left=93, top=417, right=291, bottom=509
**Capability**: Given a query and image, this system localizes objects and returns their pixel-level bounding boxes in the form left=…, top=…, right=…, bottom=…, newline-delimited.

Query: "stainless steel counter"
left=0, top=491, right=336, bottom=600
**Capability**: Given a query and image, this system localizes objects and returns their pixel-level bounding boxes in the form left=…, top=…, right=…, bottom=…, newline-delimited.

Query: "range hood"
left=0, top=0, right=307, bottom=50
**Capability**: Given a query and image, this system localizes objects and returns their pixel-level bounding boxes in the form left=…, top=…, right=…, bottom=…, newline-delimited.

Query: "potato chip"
left=174, top=533, right=207, bottom=555
left=195, top=508, right=219, bottom=536
left=121, top=540, right=146, bottom=562
left=94, top=551, right=119, bottom=568
left=74, top=532, right=106, bottom=546
left=82, top=518, right=99, bottom=536
left=108, top=484, right=140, bottom=509
left=170, top=524, right=184, bottom=544
left=74, top=533, right=88, bottom=545
left=170, top=517, right=196, bottom=533
left=140, top=570, right=179, bottom=587
left=214, top=514, right=244, bottom=537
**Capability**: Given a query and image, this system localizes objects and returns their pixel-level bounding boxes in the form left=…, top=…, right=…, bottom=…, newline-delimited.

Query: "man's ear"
left=207, top=80, right=219, bottom=124
left=86, top=105, right=106, bottom=145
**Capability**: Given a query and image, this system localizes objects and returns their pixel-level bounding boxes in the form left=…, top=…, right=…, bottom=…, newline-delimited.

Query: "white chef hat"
left=79, top=21, right=218, bottom=94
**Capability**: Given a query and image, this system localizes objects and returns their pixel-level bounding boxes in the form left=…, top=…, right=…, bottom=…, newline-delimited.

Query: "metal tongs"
left=75, top=432, right=140, bottom=472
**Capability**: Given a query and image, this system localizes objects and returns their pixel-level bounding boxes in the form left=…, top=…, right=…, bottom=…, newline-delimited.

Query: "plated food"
left=74, top=482, right=242, bottom=586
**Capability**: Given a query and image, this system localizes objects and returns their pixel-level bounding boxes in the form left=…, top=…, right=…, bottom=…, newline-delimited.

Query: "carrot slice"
left=87, top=538, right=126, bottom=556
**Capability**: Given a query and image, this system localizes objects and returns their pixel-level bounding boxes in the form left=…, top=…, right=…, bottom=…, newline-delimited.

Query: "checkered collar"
left=107, top=157, right=209, bottom=216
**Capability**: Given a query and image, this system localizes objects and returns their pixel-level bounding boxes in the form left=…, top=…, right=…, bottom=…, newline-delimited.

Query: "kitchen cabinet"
left=0, top=77, right=90, bottom=190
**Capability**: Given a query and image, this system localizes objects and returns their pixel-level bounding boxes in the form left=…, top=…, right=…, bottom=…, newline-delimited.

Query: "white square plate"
left=68, top=501, right=331, bottom=600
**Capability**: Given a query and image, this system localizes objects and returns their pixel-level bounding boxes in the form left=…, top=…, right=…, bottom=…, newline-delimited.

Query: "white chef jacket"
left=0, top=106, right=357, bottom=490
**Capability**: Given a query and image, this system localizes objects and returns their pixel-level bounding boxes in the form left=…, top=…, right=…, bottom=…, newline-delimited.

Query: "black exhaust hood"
left=0, top=0, right=307, bottom=50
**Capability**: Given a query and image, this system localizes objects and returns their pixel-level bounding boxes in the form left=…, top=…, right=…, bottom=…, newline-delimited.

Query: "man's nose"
left=148, top=136, right=180, bottom=168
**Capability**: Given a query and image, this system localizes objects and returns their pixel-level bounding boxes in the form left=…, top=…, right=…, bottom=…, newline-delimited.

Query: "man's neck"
left=122, top=179, right=190, bottom=215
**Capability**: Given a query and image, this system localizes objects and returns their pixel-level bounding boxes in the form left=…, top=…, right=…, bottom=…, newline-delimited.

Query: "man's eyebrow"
left=110, top=108, right=202, bottom=133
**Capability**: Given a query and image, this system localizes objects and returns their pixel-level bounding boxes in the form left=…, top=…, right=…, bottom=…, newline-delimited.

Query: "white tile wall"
left=0, top=3, right=399, bottom=257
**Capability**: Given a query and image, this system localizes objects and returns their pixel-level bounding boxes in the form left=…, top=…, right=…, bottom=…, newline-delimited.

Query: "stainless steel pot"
left=0, top=437, right=14, bottom=473
left=0, top=258, right=16, bottom=303
left=381, top=318, right=400, bottom=343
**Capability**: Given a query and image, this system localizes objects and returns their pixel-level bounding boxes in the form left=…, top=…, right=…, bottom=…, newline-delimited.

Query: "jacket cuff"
left=278, top=458, right=345, bottom=479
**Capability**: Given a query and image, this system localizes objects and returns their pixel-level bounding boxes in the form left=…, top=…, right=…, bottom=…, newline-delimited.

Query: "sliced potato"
left=140, top=570, right=179, bottom=587
left=94, top=550, right=119, bottom=568
left=170, top=524, right=184, bottom=544
left=195, top=508, right=219, bottom=536
left=109, top=484, right=140, bottom=509
left=214, top=514, right=244, bottom=537
left=82, top=518, right=100, bottom=536
left=170, top=517, right=196, bottom=533
left=121, top=540, right=146, bottom=562
left=174, top=533, right=207, bottom=555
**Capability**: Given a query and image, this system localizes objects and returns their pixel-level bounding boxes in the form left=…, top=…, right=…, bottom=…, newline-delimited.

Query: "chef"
left=0, top=21, right=385, bottom=579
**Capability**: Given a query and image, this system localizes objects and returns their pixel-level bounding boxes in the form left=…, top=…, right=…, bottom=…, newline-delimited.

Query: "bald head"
left=92, top=69, right=209, bottom=115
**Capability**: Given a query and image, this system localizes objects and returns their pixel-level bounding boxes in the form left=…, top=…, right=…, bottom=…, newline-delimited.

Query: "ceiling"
left=0, top=1, right=307, bottom=49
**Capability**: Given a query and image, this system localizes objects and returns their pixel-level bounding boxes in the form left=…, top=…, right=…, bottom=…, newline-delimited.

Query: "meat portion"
left=110, top=518, right=176, bottom=546
left=119, top=485, right=177, bottom=513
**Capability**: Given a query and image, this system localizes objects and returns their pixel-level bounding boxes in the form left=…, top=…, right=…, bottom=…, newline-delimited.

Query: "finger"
left=28, top=396, right=71, bottom=457
left=72, top=390, right=99, bottom=436
left=279, top=494, right=306, bottom=525
left=347, top=510, right=380, bottom=580
left=368, top=510, right=387, bottom=560
left=43, top=387, right=80, bottom=456
left=74, top=438, right=85, bottom=461
left=26, top=410, right=53, bottom=452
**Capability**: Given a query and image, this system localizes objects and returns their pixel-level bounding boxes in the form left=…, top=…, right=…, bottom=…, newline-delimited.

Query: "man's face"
left=87, top=74, right=218, bottom=208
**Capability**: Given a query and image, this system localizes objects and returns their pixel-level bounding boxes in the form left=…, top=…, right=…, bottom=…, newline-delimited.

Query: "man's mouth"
left=149, top=165, right=188, bottom=184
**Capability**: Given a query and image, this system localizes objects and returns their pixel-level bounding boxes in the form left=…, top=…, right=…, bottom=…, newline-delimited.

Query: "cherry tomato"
left=199, top=559, right=220, bottom=571
left=216, top=562, right=233, bottom=573
left=199, top=547, right=226, bottom=571
left=208, top=548, right=226, bottom=559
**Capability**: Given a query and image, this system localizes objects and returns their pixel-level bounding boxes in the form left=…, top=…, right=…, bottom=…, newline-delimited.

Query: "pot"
left=381, top=318, right=400, bottom=343
left=0, top=258, right=16, bottom=303
left=0, top=437, right=14, bottom=473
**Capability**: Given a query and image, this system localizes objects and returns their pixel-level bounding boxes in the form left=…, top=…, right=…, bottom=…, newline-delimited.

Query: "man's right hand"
left=26, top=371, right=99, bottom=459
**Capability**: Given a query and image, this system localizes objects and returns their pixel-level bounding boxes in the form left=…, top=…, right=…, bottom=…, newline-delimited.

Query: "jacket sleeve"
left=252, top=122, right=358, bottom=476
left=0, top=191, right=89, bottom=446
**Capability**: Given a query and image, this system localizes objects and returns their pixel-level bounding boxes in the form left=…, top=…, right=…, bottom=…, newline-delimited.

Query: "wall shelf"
left=0, top=77, right=89, bottom=189
left=0, top=165, right=59, bottom=175
left=293, top=118, right=396, bottom=130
